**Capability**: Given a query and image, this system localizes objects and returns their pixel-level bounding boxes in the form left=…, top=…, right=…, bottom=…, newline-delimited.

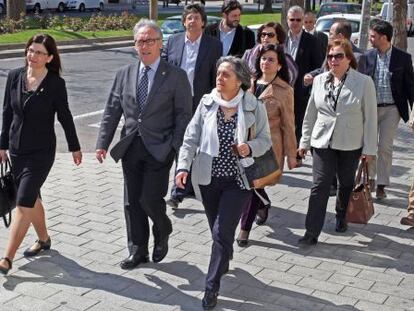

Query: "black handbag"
left=0, top=159, right=17, bottom=228
left=244, top=126, right=281, bottom=189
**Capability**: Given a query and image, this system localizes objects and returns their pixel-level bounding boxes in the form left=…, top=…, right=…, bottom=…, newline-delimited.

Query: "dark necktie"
left=137, top=66, right=150, bottom=115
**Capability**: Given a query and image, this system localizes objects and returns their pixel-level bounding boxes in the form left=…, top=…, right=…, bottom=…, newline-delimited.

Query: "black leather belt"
left=377, top=103, right=395, bottom=107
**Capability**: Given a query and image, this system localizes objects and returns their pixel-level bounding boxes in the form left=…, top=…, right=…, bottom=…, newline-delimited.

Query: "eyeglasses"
left=260, top=32, right=276, bottom=38
left=260, top=56, right=277, bottom=64
left=289, top=18, right=302, bottom=22
left=135, top=38, right=161, bottom=47
left=27, top=48, right=49, bottom=57
left=327, top=53, right=345, bottom=61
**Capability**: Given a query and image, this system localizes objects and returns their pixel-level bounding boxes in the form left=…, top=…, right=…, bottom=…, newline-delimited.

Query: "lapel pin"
left=162, top=71, right=166, bottom=75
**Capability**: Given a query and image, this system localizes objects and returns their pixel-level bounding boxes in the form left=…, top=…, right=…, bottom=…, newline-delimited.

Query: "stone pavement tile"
left=122, top=294, right=190, bottom=311
left=239, top=245, right=286, bottom=261
left=82, top=240, right=124, bottom=255
left=50, top=214, right=90, bottom=227
left=238, top=301, right=294, bottom=311
left=46, top=291, right=99, bottom=310
left=49, top=206, right=89, bottom=218
left=81, top=250, right=122, bottom=266
left=117, top=281, right=177, bottom=304
left=79, top=212, right=118, bottom=224
left=256, top=268, right=302, bottom=285
left=52, top=242, right=92, bottom=258
left=10, top=281, right=61, bottom=300
left=371, top=281, right=414, bottom=299
left=297, top=277, right=344, bottom=294
left=356, top=269, right=403, bottom=285
left=327, top=273, right=374, bottom=290
left=52, top=232, right=92, bottom=247
left=176, top=241, right=212, bottom=256
left=229, top=284, right=282, bottom=303
left=383, top=295, right=414, bottom=310
left=339, top=286, right=388, bottom=304
left=82, top=289, right=133, bottom=306
left=311, top=291, right=358, bottom=308
left=81, top=302, right=133, bottom=311
left=269, top=280, right=314, bottom=295
left=80, top=230, right=122, bottom=244
left=3, top=295, right=59, bottom=311
left=80, top=221, right=120, bottom=233
left=355, top=300, right=406, bottom=311
left=0, top=285, right=22, bottom=304
left=246, top=256, right=293, bottom=272
left=287, top=265, right=333, bottom=281
left=278, top=253, right=322, bottom=269
left=51, top=223, right=90, bottom=236
left=276, top=294, right=326, bottom=311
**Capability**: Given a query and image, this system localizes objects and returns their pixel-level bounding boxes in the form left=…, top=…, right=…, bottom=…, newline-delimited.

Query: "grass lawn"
left=0, top=12, right=280, bottom=45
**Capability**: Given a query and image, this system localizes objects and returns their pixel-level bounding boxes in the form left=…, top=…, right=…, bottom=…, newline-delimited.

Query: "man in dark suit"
left=285, top=5, right=324, bottom=164
left=303, top=11, right=328, bottom=56
left=204, top=0, right=255, bottom=58
left=162, top=4, right=222, bottom=209
left=96, top=19, right=192, bottom=269
left=364, top=19, right=414, bottom=199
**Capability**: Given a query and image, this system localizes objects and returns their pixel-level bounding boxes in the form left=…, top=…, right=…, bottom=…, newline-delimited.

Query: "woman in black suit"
left=0, top=34, right=82, bottom=275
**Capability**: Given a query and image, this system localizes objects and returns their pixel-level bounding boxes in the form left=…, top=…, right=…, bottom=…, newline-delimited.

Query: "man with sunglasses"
left=204, top=0, right=255, bottom=58
left=96, top=19, right=192, bottom=270
left=285, top=5, right=324, bottom=166
left=364, top=19, right=414, bottom=200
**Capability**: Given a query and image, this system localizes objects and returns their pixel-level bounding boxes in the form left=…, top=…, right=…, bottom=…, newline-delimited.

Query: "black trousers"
left=305, top=147, right=361, bottom=238
left=200, top=177, right=252, bottom=292
left=122, top=136, right=174, bottom=256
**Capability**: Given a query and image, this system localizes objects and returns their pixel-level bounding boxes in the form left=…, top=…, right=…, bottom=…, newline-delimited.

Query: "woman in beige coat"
left=237, top=44, right=297, bottom=246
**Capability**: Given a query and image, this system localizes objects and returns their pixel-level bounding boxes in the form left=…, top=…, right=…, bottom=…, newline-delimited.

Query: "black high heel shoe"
left=23, top=237, right=51, bottom=257
left=255, top=204, right=270, bottom=226
left=0, top=257, right=12, bottom=275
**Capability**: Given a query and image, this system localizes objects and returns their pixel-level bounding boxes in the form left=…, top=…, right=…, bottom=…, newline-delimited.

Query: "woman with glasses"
left=237, top=44, right=297, bottom=246
left=242, top=22, right=298, bottom=86
left=297, top=39, right=377, bottom=245
left=0, top=34, right=82, bottom=275
left=175, top=56, right=271, bottom=310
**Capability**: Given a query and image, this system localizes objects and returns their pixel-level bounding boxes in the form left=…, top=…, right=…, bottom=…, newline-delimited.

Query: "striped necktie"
left=137, top=66, right=150, bottom=115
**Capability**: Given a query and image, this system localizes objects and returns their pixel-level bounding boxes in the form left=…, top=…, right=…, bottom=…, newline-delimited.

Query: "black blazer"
left=204, top=22, right=255, bottom=58
left=162, top=33, right=223, bottom=110
left=364, top=47, right=414, bottom=122
left=313, top=30, right=328, bottom=57
left=96, top=59, right=193, bottom=163
left=290, top=31, right=324, bottom=101
left=0, top=67, right=80, bottom=153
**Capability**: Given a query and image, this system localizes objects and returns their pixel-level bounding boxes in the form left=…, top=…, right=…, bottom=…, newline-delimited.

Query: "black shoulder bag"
left=0, top=159, right=17, bottom=228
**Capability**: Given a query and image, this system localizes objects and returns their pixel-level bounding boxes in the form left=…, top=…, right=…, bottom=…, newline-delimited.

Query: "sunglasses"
left=289, top=18, right=302, bottom=22
left=260, top=32, right=276, bottom=38
left=327, top=53, right=345, bottom=61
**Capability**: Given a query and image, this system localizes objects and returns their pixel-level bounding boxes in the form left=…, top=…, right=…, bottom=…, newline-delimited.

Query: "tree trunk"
left=304, top=0, right=311, bottom=11
left=358, top=0, right=371, bottom=52
left=311, top=0, right=316, bottom=11
left=281, top=0, right=305, bottom=31
left=149, top=0, right=157, bottom=20
left=393, top=0, right=407, bottom=51
left=262, top=0, right=273, bottom=13
left=7, top=0, right=25, bottom=20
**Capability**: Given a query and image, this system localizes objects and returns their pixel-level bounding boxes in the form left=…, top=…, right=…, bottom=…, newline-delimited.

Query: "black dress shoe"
left=23, top=237, right=51, bottom=257
left=298, top=234, right=318, bottom=246
left=152, top=235, right=169, bottom=263
left=0, top=257, right=12, bottom=275
left=335, top=218, right=348, bottom=233
left=202, top=290, right=218, bottom=310
left=120, top=254, right=149, bottom=270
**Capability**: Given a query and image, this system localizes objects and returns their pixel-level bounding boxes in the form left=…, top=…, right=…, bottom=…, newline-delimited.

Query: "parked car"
left=160, top=15, right=221, bottom=46
left=66, top=0, right=104, bottom=12
left=0, top=0, right=5, bottom=15
left=317, top=2, right=362, bottom=18
left=316, top=13, right=374, bottom=47
left=377, top=1, right=413, bottom=36
left=26, top=0, right=67, bottom=13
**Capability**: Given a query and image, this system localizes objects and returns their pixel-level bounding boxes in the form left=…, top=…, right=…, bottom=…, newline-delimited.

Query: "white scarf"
left=200, top=88, right=246, bottom=157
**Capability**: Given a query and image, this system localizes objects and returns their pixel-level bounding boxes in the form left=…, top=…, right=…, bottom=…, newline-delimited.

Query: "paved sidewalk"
left=0, top=122, right=413, bottom=311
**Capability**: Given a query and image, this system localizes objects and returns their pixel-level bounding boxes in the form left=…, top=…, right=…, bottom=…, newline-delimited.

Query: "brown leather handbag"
left=346, top=158, right=374, bottom=224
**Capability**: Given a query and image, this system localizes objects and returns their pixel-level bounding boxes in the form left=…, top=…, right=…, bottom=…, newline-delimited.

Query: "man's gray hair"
left=288, top=5, right=304, bottom=16
left=216, top=56, right=251, bottom=91
left=133, top=19, right=162, bottom=40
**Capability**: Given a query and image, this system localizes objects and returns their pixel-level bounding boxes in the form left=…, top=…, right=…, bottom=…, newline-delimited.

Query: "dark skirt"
left=10, top=149, right=55, bottom=208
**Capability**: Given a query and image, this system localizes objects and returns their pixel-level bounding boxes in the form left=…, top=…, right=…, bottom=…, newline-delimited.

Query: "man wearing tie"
left=96, top=19, right=192, bottom=269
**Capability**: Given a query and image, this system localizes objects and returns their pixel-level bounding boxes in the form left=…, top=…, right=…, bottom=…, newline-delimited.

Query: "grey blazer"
left=96, top=59, right=192, bottom=162
left=177, top=91, right=272, bottom=199
left=300, top=68, right=377, bottom=155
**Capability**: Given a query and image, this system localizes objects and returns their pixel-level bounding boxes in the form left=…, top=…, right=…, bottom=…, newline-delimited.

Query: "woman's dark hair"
left=256, top=22, right=286, bottom=45
left=324, top=39, right=357, bottom=71
left=181, top=4, right=207, bottom=28
left=25, top=34, right=62, bottom=74
left=255, top=44, right=290, bottom=84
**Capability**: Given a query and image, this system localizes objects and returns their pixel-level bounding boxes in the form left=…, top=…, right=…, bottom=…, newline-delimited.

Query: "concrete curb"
left=0, top=35, right=134, bottom=59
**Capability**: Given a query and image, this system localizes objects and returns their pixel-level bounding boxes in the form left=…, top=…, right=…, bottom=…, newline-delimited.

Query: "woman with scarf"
left=237, top=44, right=297, bottom=247
left=175, top=56, right=271, bottom=310
left=242, top=22, right=298, bottom=86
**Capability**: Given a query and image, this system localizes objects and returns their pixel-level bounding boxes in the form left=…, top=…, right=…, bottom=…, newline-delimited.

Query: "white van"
left=26, top=0, right=67, bottom=13
left=66, top=0, right=104, bottom=12
left=379, top=1, right=414, bottom=36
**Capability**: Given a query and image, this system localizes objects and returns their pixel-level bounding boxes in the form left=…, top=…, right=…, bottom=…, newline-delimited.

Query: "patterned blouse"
left=211, top=109, right=246, bottom=190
